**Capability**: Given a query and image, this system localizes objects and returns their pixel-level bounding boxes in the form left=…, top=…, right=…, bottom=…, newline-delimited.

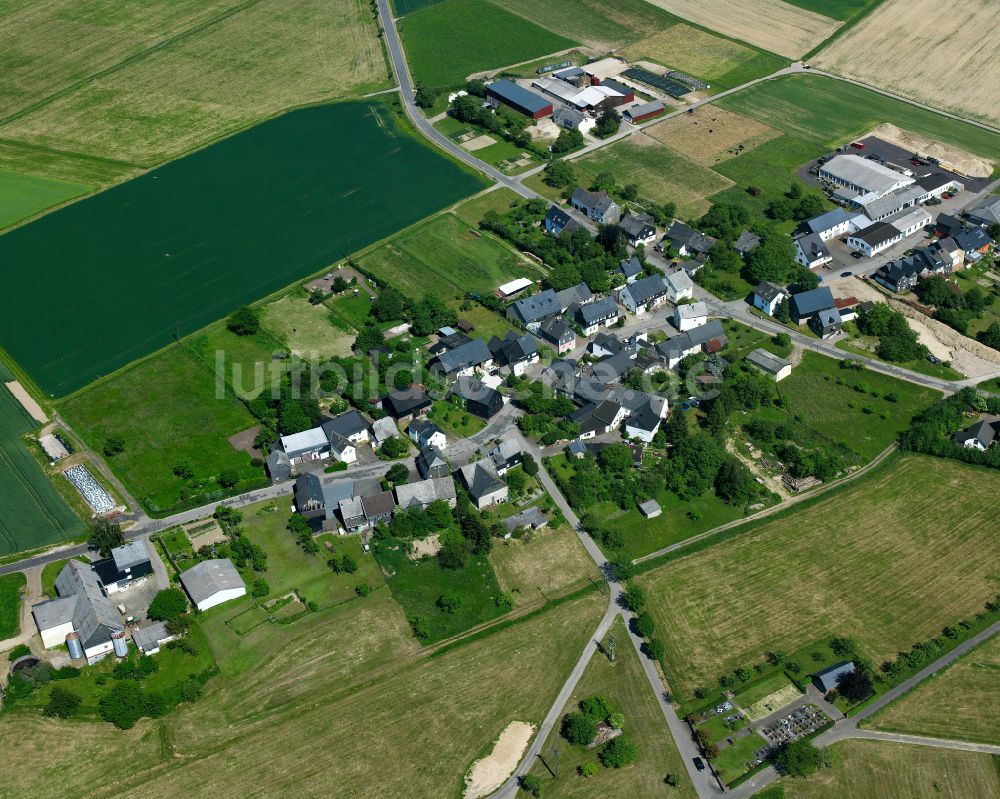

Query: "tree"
left=543, top=159, right=576, bottom=190
left=465, top=79, right=486, bottom=97
left=414, top=85, right=439, bottom=109
left=621, top=183, right=640, bottom=202
left=99, top=682, right=145, bottom=729
left=551, top=127, right=584, bottom=153
left=715, top=458, right=758, bottom=506
left=44, top=686, right=82, bottom=718
left=609, top=712, right=625, bottom=730
left=173, top=461, right=194, bottom=480
left=437, top=591, right=462, bottom=613
left=506, top=468, right=527, bottom=495
left=623, top=581, right=647, bottom=613
left=773, top=739, right=832, bottom=777
left=665, top=773, right=680, bottom=787
left=218, top=469, right=239, bottom=489
left=600, top=736, right=638, bottom=768
left=611, top=554, right=635, bottom=582
left=978, top=322, right=1000, bottom=352
left=88, top=518, right=125, bottom=557
left=745, top=237, right=797, bottom=285
left=339, top=554, right=358, bottom=574
left=642, top=638, right=665, bottom=661
left=251, top=578, right=270, bottom=598
left=143, top=690, right=167, bottom=718
left=595, top=108, right=620, bottom=138
left=794, top=193, right=826, bottom=220
left=766, top=197, right=795, bottom=221
left=775, top=298, right=791, bottom=324
left=148, top=588, right=188, bottom=622
left=579, top=695, right=612, bottom=723
left=371, top=287, right=406, bottom=322
left=519, top=773, right=543, bottom=797
left=226, top=305, right=260, bottom=336
left=102, top=434, right=125, bottom=457
left=437, top=534, right=468, bottom=569
left=665, top=408, right=690, bottom=447
left=354, top=322, right=385, bottom=354
left=561, top=711, right=598, bottom=745
left=598, top=443, right=632, bottom=473
left=385, top=462, right=410, bottom=485
left=521, top=451, right=538, bottom=476
left=634, top=611, right=655, bottom=639
left=836, top=666, right=874, bottom=702
left=380, top=435, right=410, bottom=459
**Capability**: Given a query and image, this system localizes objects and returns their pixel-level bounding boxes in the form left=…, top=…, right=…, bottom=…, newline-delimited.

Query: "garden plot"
left=813, top=0, right=1000, bottom=130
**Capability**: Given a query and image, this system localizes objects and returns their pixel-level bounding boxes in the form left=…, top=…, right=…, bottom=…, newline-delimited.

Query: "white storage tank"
left=111, top=630, right=128, bottom=658
left=66, top=631, right=84, bottom=660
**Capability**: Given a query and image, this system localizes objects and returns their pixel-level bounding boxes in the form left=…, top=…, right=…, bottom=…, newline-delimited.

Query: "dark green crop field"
left=0, top=386, right=82, bottom=555
left=0, top=100, right=486, bottom=397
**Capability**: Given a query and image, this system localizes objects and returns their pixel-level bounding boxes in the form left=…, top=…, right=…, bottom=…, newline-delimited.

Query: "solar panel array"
left=665, top=70, right=707, bottom=91
left=621, top=68, right=691, bottom=98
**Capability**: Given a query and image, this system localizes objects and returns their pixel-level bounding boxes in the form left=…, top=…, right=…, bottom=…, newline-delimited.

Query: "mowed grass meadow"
left=0, top=100, right=486, bottom=397
left=638, top=455, right=1000, bottom=699
left=399, top=0, right=576, bottom=88
left=0, top=168, right=90, bottom=230
left=0, top=586, right=605, bottom=798
left=0, top=385, right=82, bottom=555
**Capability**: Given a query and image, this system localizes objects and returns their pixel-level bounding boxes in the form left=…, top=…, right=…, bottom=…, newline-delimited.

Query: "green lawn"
left=426, top=399, right=486, bottom=438
left=326, top=291, right=376, bottom=331
left=526, top=617, right=698, bottom=797
left=399, top=0, right=576, bottom=88
left=186, top=321, right=286, bottom=399
left=0, top=100, right=487, bottom=398
left=59, top=345, right=266, bottom=515
left=452, top=188, right=523, bottom=227
left=713, top=731, right=768, bottom=784
left=0, top=167, right=90, bottom=230
left=435, top=116, right=541, bottom=173
left=777, top=351, right=940, bottom=461
left=0, top=572, right=26, bottom=638
left=356, top=210, right=537, bottom=300
left=373, top=534, right=509, bottom=643
left=724, top=321, right=793, bottom=361
left=711, top=134, right=829, bottom=211
left=718, top=75, right=1000, bottom=162
left=835, top=327, right=965, bottom=382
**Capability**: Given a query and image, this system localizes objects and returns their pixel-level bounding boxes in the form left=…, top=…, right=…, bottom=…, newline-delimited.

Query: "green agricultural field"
left=452, top=187, right=523, bottom=227
left=783, top=740, right=1000, bottom=799
left=0, top=385, right=82, bottom=555
left=526, top=617, right=697, bottom=797
left=489, top=524, right=600, bottom=607
left=638, top=455, right=1000, bottom=699
left=781, top=0, right=875, bottom=21
left=59, top=345, right=265, bottom=515
left=0, top=0, right=388, bottom=169
left=373, top=534, right=509, bottom=643
left=711, top=134, right=829, bottom=209
left=0, top=140, right=138, bottom=187
left=0, top=168, right=90, bottom=230
left=356, top=210, right=536, bottom=300
left=0, top=586, right=605, bottom=798
left=0, top=572, right=26, bottom=638
left=871, top=633, right=1000, bottom=745
left=399, top=0, right=576, bottom=88
left=776, top=351, right=939, bottom=461
left=0, top=100, right=487, bottom=398
left=718, top=75, right=1000, bottom=163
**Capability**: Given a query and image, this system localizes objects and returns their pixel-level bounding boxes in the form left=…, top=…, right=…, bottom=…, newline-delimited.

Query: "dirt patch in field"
left=4, top=381, right=47, bottom=423
left=464, top=721, right=534, bottom=799
left=408, top=534, right=441, bottom=560
left=813, top=0, right=1000, bottom=131
left=228, top=426, right=262, bottom=457
left=869, top=124, right=993, bottom=179
left=645, top=106, right=781, bottom=165
left=635, top=0, right=838, bottom=58
left=461, top=134, right=497, bottom=151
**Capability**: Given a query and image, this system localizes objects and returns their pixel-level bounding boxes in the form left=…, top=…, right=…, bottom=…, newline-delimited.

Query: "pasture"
left=356, top=210, right=536, bottom=300
left=526, top=617, right=697, bottom=797
left=0, top=572, right=26, bottom=638
left=489, top=524, right=600, bottom=607
left=58, top=345, right=265, bottom=515
left=638, top=455, right=1000, bottom=698
left=399, top=0, right=576, bottom=88
left=0, top=588, right=605, bottom=798
left=0, top=0, right=388, bottom=168
left=452, top=187, right=523, bottom=227
left=0, top=168, right=89, bottom=230
left=634, top=0, right=839, bottom=58
left=783, top=741, right=1000, bottom=799
left=261, top=295, right=355, bottom=359
left=813, top=0, right=1000, bottom=129
left=645, top=106, right=781, bottom=167
left=718, top=75, right=1000, bottom=165
left=710, top=133, right=828, bottom=209
left=0, top=385, right=82, bottom=555
left=0, top=100, right=487, bottom=397
left=568, top=134, right=734, bottom=218
left=871, top=633, right=1000, bottom=746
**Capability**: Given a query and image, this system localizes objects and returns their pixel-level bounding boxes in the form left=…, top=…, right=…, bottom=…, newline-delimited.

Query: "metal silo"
left=111, top=630, right=128, bottom=658
left=66, top=631, right=84, bottom=660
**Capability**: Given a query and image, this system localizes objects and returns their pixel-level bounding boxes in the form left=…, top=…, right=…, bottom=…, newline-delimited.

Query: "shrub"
left=599, top=736, right=638, bottom=768
left=579, top=762, right=599, bottom=777
left=226, top=305, right=260, bottom=336
left=519, top=773, right=543, bottom=797
left=561, top=711, right=598, bottom=745
left=622, top=581, right=646, bottom=613
left=99, top=682, right=145, bottom=729
left=102, top=434, right=125, bottom=457
left=251, top=578, right=270, bottom=598
left=579, top=695, right=612, bottom=724
left=43, top=686, right=82, bottom=718
left=643, top=639, right=666, bottom=662
left=181, top=680, right=203, bottom=702
left=437, top=591, right=462, bottom=613
left=355, top=582, right=371, bottom=597
left=634, top=611, right=655, bottom=639
left=148, top=588, right=188, bottom=622
left=7, top=643, right=31, bottom=662
left=608, top=712, right=625, bottom=730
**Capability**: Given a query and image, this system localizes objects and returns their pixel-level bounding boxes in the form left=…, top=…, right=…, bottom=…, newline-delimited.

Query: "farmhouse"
left=279, top=410, right=370, bottom=465
left=408, top=418, right=447, bottom=451
left=507, top=289, right=560, bottom=330
left=329, top=434, right=356, bottom=465
left=430, top=337, right=493, bottom=376
left=570, top=187, right=620, bottom=225
left=819, top=154, right=914, bottom=197
left=929, top=237, right=964, bottom=269
left=746, top=348, right=793, bottom=381
left=665, top=271, right=694, bottom=303
left=624, top=100, right=665, bottom=123
left=180, top=559, right=246, bottom=612
left=847, top=221, right=903, bottom=257
left=794, top=232, right=833, bottom=269
left=279, top=427, right=331, bottom=465
left=362, top=491, right=396, bottom=527
left=813, top=660, right=856, bottom=694
left=666, top=221, right=716, bottom=257
left=379, top=386, right=431, bottom=422
left=790, top=286, right=835, bottom=324
left=32, top=560, right=125, bottom=662
left=753, top=281, right=787, bottom=316
left=620, top=275, right=668, bottom=315
left=539, top=316, right=575, bottom=354
left=673, top=301, right=708, bottom=332
left=624, top=402, right=662, bottom=443
left=576, top=296, right=620, bottom=335
left=132, top=622, right=173, bottom=655
left=394, top=477, right=457, bottom=510
left=451, top=375, right=504, bottom=419
left=92, top=540, right=153, bottom=595
left=545, top=205, right=580, bottom=237
left=553, top=106, right=595, bottom=134
left=326, top=409, right=370, bottom=445
left=619, top=213, right=657, bottom=247
left=485, top=79, right=552, bottom=119
left=954, top=417, right=1000, bottom=450
left=458, top=462, right=508, bottom=509
left=416, top=444, right=450, bottom=479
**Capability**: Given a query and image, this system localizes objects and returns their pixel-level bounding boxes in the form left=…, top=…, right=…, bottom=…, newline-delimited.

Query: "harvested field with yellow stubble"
left=638, top=456, right=1000, bottom=698
left=635, top=0, right=838, bottom=58
left=645, top=106, right=781, bottom=166
left=0, top=0, right=386, bottom=167
left=871, top=633, right=1000, bottom=746
left=622, top=23, right=759, bottom=81
left=0, top=590, right=604, bottom=799
left=813, top=0, right=1000, bottom=130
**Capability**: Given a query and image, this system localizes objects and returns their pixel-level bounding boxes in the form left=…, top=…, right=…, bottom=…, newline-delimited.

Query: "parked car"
left=851, top=251, right=864, bottom=260
left=840, top=271, right=852, bottom=278
left=693, top=757, right=706, bottom=772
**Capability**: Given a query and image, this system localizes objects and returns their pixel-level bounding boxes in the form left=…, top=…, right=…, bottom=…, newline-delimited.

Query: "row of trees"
left=900, top=387, right=1000, bottom=469
left=857, top=303, right=927, bottom=363
left=914, top=275, right=1000, bottom=351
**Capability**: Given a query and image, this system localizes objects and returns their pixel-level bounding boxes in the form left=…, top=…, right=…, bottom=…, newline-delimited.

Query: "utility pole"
left=551, top=745, right=558, bottom=779
left=608, top=633, right=616, bottom=662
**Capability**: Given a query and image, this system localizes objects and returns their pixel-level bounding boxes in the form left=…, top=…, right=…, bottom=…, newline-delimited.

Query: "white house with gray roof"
left=673, top=301, right=708, bottom=331
left=180, top=559, right=246, bottom=612
left=457, top=462, right=508, bottom=509
left=619, top=275, right=668, bottom=314
left=394, top=477, right=457, bottom=510
left=665, top=271, right=693, bottom=303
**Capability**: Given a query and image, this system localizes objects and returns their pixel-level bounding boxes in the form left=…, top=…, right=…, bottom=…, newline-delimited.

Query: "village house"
left=619, top=213, right=657, bottom=247
left=789, top=286, right=836, bottom=324
left=673, top=301, right=708, bottom=332
left=619, top=275, right=668, bottom=315
left=378, top=386, right=432, bottom=423
left=664, top=271, right=694, bottom=303
left=507, top=289, right=561, bottom=331
left=416, top=444, right=450, bottom=479
left=408, top=418, right=447, bottom=451
left=954, top=417, right=1000, bottom=450
left=539, top=316, right=575, bottom=354
left=665, top=221, right=717, bottom=257
left=429, top=337, right=493, bottom=377
left=847, top=221, right=903, bottom=257
left=544, top=205, right=580, bottom=237
left=794, top=232, right=833, bottom=269
left=616, top=256, right=643, bottom=287
left=568, top=399, right=627, bottom=439
left=394, top=477, right=457, bottom=510
left=555, top=282, right=593, bottom=313
left=451, top=375, right=504, bottom=419
left=569, top=187, right=620, bottom=225
left=753, top=281, right=787, bottom=316
left=733, top=230, right=761, bottom=257
left=576, top=296, right=620, bottom=335
left=489, top=439, right=523, bottom=475
left=457, top=462, right=509, bottom=509
left=489, top=330, right=538, bottom=376
left=810, top=307, right=843, bottom=339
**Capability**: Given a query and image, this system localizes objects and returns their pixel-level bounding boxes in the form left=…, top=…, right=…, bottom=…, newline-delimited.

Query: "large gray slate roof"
left=180, top=559, right=245, bottom=605
left=53, top=560, right=122, bottom=649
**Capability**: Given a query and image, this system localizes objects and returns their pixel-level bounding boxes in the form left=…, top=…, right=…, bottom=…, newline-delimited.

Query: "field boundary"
left=802, top=0, right=888, bottom=60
